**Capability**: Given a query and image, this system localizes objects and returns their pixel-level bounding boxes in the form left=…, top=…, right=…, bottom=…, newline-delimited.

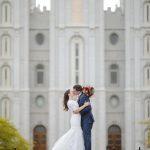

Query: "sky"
left=36, top=0, right=120, bottom=11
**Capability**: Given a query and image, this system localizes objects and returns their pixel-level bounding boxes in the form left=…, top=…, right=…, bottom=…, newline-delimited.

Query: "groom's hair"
left=73, top=84, right=83, bottom=92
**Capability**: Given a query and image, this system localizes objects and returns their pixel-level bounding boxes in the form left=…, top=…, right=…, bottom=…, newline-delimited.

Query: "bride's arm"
left=69, top=94, right=90, bottom=114
left=73, top=102, right=90, bottom=113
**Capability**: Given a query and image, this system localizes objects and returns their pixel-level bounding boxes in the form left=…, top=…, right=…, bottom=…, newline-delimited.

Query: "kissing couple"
left=52, top=84, right=95, bottom=150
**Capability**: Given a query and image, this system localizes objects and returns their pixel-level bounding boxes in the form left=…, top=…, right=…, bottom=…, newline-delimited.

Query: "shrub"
left=0, top=118, right=30, bottom=150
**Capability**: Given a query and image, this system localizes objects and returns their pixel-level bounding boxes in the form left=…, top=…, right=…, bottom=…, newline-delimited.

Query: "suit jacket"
left=78, top=92, right=94, bottom=124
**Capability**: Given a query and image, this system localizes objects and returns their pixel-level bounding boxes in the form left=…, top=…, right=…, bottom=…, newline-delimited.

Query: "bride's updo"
left=63, top=89, right=70, bottom=111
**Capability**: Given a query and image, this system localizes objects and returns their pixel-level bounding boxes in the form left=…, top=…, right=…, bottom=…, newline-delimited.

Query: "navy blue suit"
left=78, top=93, right=94, bottom=150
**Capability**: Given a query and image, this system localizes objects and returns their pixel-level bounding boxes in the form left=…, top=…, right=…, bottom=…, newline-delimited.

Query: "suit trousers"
left=81, top=122, right=93, bottom=150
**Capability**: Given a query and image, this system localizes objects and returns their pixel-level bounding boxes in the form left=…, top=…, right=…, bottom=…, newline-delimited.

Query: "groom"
left=73, top=84, right=94, bottom=150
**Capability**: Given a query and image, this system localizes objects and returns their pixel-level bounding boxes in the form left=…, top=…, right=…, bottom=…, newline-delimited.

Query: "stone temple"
left=0, top=0, right=150, bottom=150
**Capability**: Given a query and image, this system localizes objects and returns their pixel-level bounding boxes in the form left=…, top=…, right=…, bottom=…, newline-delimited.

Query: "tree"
left=0, top=118, right=31, bottom=150
left=140, top=119, right=150, bottom=148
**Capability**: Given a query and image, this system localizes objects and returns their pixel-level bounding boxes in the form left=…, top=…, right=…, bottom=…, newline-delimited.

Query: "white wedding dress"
left=52, top=100, right=85, bottom=150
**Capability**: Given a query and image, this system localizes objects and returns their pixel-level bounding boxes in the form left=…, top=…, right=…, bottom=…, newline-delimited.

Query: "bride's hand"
left=84, top=102, right=90, bottom=107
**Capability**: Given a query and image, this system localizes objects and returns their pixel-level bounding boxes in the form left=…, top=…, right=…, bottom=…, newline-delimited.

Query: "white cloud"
left=104, top=0, right=120, bottom=11
left=36, top=0, right=120, bottom=11
left=36, top=0, right=50, bottom=10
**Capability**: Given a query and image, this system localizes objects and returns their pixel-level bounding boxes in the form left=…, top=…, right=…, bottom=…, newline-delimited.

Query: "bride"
left=52, top=89, right=90, bottom=150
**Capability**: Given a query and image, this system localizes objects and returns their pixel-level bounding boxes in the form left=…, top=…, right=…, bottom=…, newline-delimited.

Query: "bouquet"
left=82, top=86, right=95, bottom=97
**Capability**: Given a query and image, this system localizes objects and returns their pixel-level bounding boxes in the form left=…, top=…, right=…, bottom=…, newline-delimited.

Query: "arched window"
left=2, top=66, right=11, bottom=87
left=36, top=64, right=44, bottom=85
left=144, top=2, right=150, bottom=23
left=145, top=98, right=150, bottom=119
left=108, top=125, right=121, bottom=150
left=110, top=64, right=119, bottom=85
left=145, top=129, right=150, bottom=148
left=144, top=66, right=150, bottom=86
left=2, top=2, right=11, bottom=24
left=1, top=98, right=10, bottom=119
left=144, top=35, right=150, bottom=56
left=33, top=125, right=47, bottom=150
left=70, top=37, right=84, bottom=85
left=1, top=35, right=11, bottom=57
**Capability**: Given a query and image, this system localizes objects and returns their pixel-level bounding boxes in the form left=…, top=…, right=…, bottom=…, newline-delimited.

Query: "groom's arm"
left=80, top=96, right=92, bottom=115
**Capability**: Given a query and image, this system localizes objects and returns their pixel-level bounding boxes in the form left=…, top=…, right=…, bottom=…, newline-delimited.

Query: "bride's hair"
left=63, top=89, right=70, bottom=111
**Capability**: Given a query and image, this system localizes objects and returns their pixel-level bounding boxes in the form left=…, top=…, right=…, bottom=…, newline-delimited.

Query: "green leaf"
left=0, top=118, right=31, bottom=150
